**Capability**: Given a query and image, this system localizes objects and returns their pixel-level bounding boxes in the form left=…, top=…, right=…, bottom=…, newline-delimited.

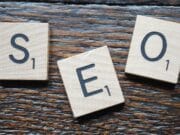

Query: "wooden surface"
left=2, top=0, right=180, bottom=6
left=0, top=1, right=179, bottom=134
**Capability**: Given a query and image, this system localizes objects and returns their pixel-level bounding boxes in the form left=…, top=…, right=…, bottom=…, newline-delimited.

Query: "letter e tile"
left=57, top=46, right=124, bottom=118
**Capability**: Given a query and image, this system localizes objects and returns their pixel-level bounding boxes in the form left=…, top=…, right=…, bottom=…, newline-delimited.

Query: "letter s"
left=9, top=33, right=29, bottom=64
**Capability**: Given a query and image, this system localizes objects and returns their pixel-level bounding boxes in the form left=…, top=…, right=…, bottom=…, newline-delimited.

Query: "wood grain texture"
left=57, top=46, right=124, bottom=118
left=0, top=23, right=49, bottom=80
left=1, top=0, right=180, bottom=6
left=125, top=15, right=180, bottom=84
left=0, top=2, right=179, bottom=134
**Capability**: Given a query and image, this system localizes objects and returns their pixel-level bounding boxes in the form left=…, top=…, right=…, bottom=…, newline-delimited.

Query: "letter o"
left=141, top=31, right=167, bottom=61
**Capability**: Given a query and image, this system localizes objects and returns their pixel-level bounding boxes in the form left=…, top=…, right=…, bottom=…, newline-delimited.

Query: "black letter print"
left=141, top=31, right=167, bottom=61
left=76, top=63, right=103, bottom=97
left=9, top=33, right=30, bottom=64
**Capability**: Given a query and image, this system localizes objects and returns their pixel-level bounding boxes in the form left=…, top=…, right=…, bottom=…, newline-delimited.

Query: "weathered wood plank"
left=1, top=0, right=180, bottom=6
left=0, top=2, right=179, bottom=134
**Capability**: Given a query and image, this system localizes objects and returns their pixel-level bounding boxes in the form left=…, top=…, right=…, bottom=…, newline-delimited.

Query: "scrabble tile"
left=57, top=46, right=124, bottom=118
left=0, top=23, right=49, bottom=80
left=125, top=15, right=180, bottom=84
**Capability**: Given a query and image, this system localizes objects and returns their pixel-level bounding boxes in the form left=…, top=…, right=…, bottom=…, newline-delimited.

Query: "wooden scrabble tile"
left=125, top=15, right=180, bottom=84
left=57, top=46, right=124, bottom=118
left=0, top=23, right=49, bottom=80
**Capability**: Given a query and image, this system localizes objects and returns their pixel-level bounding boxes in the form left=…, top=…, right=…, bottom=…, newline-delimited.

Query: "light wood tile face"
left=58, top=46, right=124, bottom=118
left=125, top=15, right=180, bottom=84
left=0, top=23, right=49, bottom=80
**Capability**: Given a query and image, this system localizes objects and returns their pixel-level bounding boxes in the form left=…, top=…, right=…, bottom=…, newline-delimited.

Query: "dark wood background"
left=0, top=1, right=180, bottom=134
